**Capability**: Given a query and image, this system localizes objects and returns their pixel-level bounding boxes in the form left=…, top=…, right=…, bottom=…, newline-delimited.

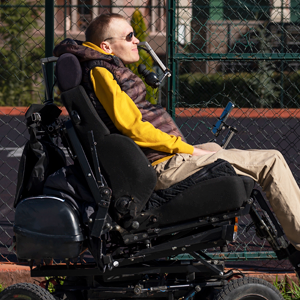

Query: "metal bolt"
left=142, top=234, right=148, bottom=238
left=219, top=272, right=224, bottom=276
left=89, top=218, right=93, bottom=223
left=115, top=225, right=121, bottom=231
left=113, top=261, right=119, bottom=267
left=172, top=247, right=177, bottom=250
left=87, top=173, right=91, bottom=177
left=132, top=221, right=140, bottom=229
left=195, top=286, right=201, bottom=292
left=182, top=247, right=186, bottom=251
left=134, top=285, right=142, bottom=295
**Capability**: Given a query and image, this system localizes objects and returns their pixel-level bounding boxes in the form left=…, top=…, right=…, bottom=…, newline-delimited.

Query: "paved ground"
left=0, top=262, right=297, bottom=289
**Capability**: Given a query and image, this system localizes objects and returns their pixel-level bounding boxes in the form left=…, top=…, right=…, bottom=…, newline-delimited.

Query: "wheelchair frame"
left=9, top=55, right=300, bottom=300
left=21, top=102, right=295, bottom=300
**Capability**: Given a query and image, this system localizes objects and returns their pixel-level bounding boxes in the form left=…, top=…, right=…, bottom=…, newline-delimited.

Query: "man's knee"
left=268, top=149, right=285, bottom=161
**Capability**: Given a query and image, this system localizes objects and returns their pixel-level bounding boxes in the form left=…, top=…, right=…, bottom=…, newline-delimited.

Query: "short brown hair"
left=85, top=13, right=126, bottom=45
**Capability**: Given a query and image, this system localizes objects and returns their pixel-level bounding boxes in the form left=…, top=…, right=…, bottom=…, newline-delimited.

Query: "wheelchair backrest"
left=56, top=53, right=157, bottom=218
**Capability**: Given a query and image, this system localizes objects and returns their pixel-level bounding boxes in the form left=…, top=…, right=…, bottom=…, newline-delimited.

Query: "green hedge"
left=178, top=71, right=300, bottom=108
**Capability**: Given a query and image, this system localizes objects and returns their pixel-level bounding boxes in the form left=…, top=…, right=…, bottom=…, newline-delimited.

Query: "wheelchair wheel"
left=214, top=277, right=284, bottom=300
left=0, top=283, right=56, bottom=300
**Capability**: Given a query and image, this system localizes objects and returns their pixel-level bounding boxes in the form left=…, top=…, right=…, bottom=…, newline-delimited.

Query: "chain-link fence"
left=0, top=0, right=46, bottom=262
left=0, top=0, right=299, bottom=273
left=169, top=0, right=300, bottom=271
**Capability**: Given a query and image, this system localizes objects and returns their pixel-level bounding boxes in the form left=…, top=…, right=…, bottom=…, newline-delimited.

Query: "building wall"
left=54, top=0, right=168, bottom=55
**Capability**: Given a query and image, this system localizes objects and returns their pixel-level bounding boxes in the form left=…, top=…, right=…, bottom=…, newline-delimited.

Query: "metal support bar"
left=40, top=57, right=58, bottom=103
left=171, top=251, right=277, bottom=261
left=221, top=126, right=238, bottom=149
left=249, top=204, right=283, bottom=252
left=87, top=131, right=105, bottom=187
left=173, top=53, right=300, bottom=61
left=191, top=251, right=223, bottom=276
left=252, top=189, right=285, bottom=238
left=65, top=121, right=111, bottom=238
left=167, top=0, right=176, bottom=118
left=45, top=1, right=55, bottom=100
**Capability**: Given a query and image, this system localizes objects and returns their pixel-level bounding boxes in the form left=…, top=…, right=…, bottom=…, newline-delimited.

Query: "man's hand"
left=192, top=147, right=216, bottom=156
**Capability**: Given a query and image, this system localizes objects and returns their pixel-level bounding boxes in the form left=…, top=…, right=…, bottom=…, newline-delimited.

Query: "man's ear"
left=100, top=41, right=113, bottom=54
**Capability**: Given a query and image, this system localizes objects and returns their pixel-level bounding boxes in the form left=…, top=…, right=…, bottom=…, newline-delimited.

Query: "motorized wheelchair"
left=1, top=51, right=299, bottom=300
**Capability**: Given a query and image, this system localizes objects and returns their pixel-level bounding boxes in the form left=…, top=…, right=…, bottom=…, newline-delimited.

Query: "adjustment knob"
left=132, top=221, right=140, bottom=230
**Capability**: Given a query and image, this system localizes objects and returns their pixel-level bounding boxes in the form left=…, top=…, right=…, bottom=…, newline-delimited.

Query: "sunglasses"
left=104, top=32, right=135, bottom=42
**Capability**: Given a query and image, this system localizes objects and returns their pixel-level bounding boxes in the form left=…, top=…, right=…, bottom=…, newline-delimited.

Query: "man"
left=54, top=13, right=300, bottom=252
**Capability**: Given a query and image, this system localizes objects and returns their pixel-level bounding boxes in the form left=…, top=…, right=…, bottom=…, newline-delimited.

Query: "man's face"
left=105, top=18, right=140, bottom=64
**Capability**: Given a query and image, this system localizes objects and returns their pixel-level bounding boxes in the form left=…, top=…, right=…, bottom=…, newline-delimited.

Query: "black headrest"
left=56, top=53, right=82, bottom=92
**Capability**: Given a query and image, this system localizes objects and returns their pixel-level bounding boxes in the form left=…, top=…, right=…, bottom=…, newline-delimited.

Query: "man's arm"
left=90, top=66, right=195, bottom=155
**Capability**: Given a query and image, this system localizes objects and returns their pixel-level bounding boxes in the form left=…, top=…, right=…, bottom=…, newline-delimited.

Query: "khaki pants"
left=153, top=143, right=300, bottom=250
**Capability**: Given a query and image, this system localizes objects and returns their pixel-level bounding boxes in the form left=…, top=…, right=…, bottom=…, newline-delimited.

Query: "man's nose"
left=133, top=36, right=140, bottom=44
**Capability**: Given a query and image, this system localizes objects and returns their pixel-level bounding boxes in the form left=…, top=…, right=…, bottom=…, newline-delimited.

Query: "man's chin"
left=125, top=57, right=140, bottom=65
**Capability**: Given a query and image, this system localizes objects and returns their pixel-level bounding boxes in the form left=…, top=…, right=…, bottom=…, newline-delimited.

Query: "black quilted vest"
left=54, top=39, right=186, bottom=163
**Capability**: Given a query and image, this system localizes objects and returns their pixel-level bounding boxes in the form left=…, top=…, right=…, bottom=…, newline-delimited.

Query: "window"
left=224, top=0, right=269, bottom=21
left=192, top=0, right=210, bottom=20
left=78, top=0, right=92, bottom=30
left=291, top=0, right=300, bottom=23
left=210, top=0, right=223, bottom=21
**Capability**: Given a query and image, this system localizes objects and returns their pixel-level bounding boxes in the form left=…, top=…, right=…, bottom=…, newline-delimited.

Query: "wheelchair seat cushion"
left=134, top=175, right=253, bottom=230
left=145, top=159, right=236, bottom=210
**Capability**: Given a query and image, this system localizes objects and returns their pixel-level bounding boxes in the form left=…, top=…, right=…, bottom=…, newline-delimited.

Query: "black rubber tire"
left=214, top=277, right=284, bottom=300
left=0, top=283, right=56, bottom=300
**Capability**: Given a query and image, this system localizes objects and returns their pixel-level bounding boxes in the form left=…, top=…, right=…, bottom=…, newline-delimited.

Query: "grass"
left=274, top=275, right=300, bottom=299
left=45, top=276, right=65, bottom=293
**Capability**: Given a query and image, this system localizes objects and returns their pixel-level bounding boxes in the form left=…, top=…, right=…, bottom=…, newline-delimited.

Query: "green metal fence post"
left=167, top=0, right=177, bottom=118
left=45, top=0, right=55, bottom=99
left=64, top=0, right=67, bottom=39
left=280, top=0, right=284, bottom=107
